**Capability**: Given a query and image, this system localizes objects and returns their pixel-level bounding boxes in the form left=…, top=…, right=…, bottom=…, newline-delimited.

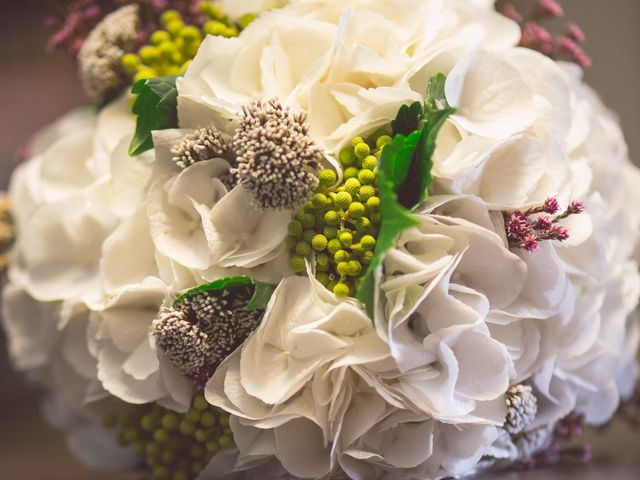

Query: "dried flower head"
left=232, top=99, right=323, bottom=210
left=505, top=384, right=538, bottom=435
left=77, top=4, right=140, bottom=100
left=171, top=125, right=234, bottom=169
left=152, top=285, right=263, bottom=385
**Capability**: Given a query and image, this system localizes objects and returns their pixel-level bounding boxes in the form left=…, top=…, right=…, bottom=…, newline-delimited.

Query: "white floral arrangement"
left=2, top=0, right=640, bottom=479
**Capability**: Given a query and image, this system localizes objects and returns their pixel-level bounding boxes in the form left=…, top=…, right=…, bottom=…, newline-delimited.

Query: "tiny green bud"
left=370, top=211, right=381, bottom=224
left=219, top=434, right=234, bottom=448
left=312, top=234, right=328, bottom=251
left=358, top=169, right=375, bottom=185
left=139, top=45, right=160, bottom=64
left=179, top=420, right=196, bottom=436
left=206, top=441, right=220, bottom=454
left=120, top=53, right=139, bottom=73
left=301, top=213, right=316, bottom=229
left=337, top=261, right=349, bottom=276
left=201, top=412, right=217, bottom=428
left=339, top=148, right=357, bottom=167
left=161, top=413, right=179, bottom=431
left=354, top=142, right=371, bottom=160
left=346, top=260, right=362, bottom=276
left=166, top=19, right=185, bottom=37
left=312, top=193, right=329, bottom=209
left=316, top=253, right=330, bottom=269
left=289, top=255, right=306, bottom=273
left=180, top=25, right=202, bottom=43
left=303, top=201, right=316, bottom=214
left=333, top=282, right=350, bottom=297
left=316, top=272, right=330, bottom=285
left=366, top=196, right=380, bottom=211
left=334, top=249, right=350, bottom=263
left=319, top=169, right=337, bottom=186
left=161, top=10, right=182, bottom=25
left=193, top=395, right=208, bottom=411
left=287, top=220, right=303, bottom=237
left=376, top=134, right=393, bottom=149
left=203, top=20, right=228, bottom=37
left=195, top=429, right=208, bottom=442
left=351, top=136, right=365, bottom=147
left=327, top=239, right=342, bottom=255
left=348, top=202, right=366, bottom=219
left=362, top=250, right=374, bottom=265
left=344, top=178, right=361, bottom=196
left=324, top=226, right=338, bottom=239
left=240, top=13, right=256, bottom=28
left=154, top=428, right=170, bottom=444
left=361, top=235, right=377, bottom=250
left=324, top=210, right=340, bottom=227
left=344, top=167, right=359, bottom=179
left=295, top=241, right=312, bottom=257
left=339, top=231, right=353, bottom=247
left=335, top=191, right=352, bottom=210
left=153, top=466, right=170, bottom=480
left=151, top=30, right=172, bottom=45
left=358, top=185, right=376, bottom=202
left=362, top=155, right=377, bottom=170
left=302, top=229, right=316, bottom=243
left=354, top=216, right=372, bottom=232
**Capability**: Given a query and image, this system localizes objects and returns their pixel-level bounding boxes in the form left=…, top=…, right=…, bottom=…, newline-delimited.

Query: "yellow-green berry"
left=358, top=185, right=376, bottom=202
left=302, top=230, right=316, bottom=243
left=316, top=272, right=330, bottom=285
left=335, top=191, right=352, bottom=210
left=348, top=202, right=365, bottom=219
left=339, top=231, right=353, bottom=247
left=324, top=226, right=338, bottom=239
left=334, top=249, right=350, bottom=263
left=370, top=211, right=381, bottom=224
left=295, top=241, right=312, bottom=257
left=339, top=148, right=357, bottom=167
left=239, top=13, right=256, bottom=29
left=354, top=142, right=370, bottom=160
left=316, top=253, right=330, bottom=269
left=180, top=25, right=202, bottom=43
left=166, top=19, right=185, bottom=36
left=336, top=261, right=349, bottom=276
left=311, top=234, right=328, bottom=251
left=285, top=235, right=298, bottom=249
left=288, top=220, right=303, bottom=237
left=362, top=155, right=377, bottom=170
left=120, top=53, right=139, bottom=73
left=324, top=210, right=340, bottom=227
left=346, top=260, right=362, bottom=277
left=301, top=213, right=315, bottom=229
left=361, top=235, right=376, bottom=250
left=344, top=178, right=361, bottom=196
left=290, top=256, right=306, bottom=273
left=362, top=250, right=374, bottom=265
left=344, top=167, right=359, bottom=179
left=319, top=169, right=337, bottom=186
left=312, top=193, right=329, bottom=209
left=327, top=239, right=342, bottom=255
left=351, top=136, right=365, bottom=147
left=333, top=282, right=350, bottom=297
left=139, top=45, right=160, bottom=64
left=358, top=169, right=375, bottom=185
left=366, top=196, right=380, bottom=211
left=376, top=134, right=393, bottom=149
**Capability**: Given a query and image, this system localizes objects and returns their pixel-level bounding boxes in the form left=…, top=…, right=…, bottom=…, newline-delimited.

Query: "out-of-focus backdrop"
left=0, top=1, right=639, bottom=479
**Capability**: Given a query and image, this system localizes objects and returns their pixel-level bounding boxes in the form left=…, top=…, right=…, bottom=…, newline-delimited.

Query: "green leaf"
left=129, top=76, right=179, bottom=157
left=425, top=72, right=447, bottom=112
left=356, top=135, right=420, bottom=317
left=397, top=107, right=455, bottom=209
left=245, top=282, right=276, bottom=311
left=391, top=101, right=423, bottom=136
left=172, top=275, right=274, bottom=310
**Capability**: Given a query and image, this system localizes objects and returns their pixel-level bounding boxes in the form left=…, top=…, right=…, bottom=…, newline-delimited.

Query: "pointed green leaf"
left=391, top=101, right=423, bottom=136
left=425, top=72, right=447, bottom=112
left=129, top=76, right=179, bottom=157
left=245, top=282, right=276, bottom=311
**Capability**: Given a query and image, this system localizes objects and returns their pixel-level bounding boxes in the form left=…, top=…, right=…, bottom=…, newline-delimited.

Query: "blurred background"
left=0, top=1, right=639, bottom=479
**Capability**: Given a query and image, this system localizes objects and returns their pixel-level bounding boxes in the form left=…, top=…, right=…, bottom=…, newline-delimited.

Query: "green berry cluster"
left=287, top=134, right=392, bottom=297
left=103, top=395, right=233, bottom=480
left=121, top=4, right=254, bottom=83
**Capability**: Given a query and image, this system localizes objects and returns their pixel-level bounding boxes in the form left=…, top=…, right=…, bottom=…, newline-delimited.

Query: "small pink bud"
left=521, top=22, right=553, bottom=47
left=522, top=236, right=540, bottom=252
left=567, top=200, right=585, bottom=214
left=505, top=211, right=532, bottom=241
left=566, top=23, right=586, bottom=43
left=533, top=216, right=554, bottom=231
left=558, top=37, right=592, bottom=68
left=500, top=4, right=524, bottom=23
left=534, top=0, right=565, bottom=19
left=543, top=197, right=560, bottom=214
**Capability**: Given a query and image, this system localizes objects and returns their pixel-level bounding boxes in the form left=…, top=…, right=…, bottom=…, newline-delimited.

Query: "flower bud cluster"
left=500, top=0, right=591, bottom=68
left=503, top=198, right=584, bottom=253
left=0, top=194, right=15, bottom=270
left=287, top=134, right=392, bottom=297
left=120, top=4, right=247, bottom=83
left=103, top=395, right=233, bottom=480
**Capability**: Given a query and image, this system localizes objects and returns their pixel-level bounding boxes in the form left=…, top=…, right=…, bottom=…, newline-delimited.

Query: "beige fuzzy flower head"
left=0, top=193, right=16, bottom=270
left=232, top=99, right=323, bottom=211
left=77, top=4, right=139, bottom=100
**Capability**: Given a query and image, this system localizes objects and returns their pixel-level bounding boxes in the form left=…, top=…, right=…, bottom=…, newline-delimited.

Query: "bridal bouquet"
left=3, top=0, right=640, bottom=479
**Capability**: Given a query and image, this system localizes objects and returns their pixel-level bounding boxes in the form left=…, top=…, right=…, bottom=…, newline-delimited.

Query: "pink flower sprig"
left=516, top=412, right=592, bottom=471
left=503, top=197, right=584, bottom=253
left=44, top=0, right=206, bottom=59
left=499, top=0, right=592, bottom=68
